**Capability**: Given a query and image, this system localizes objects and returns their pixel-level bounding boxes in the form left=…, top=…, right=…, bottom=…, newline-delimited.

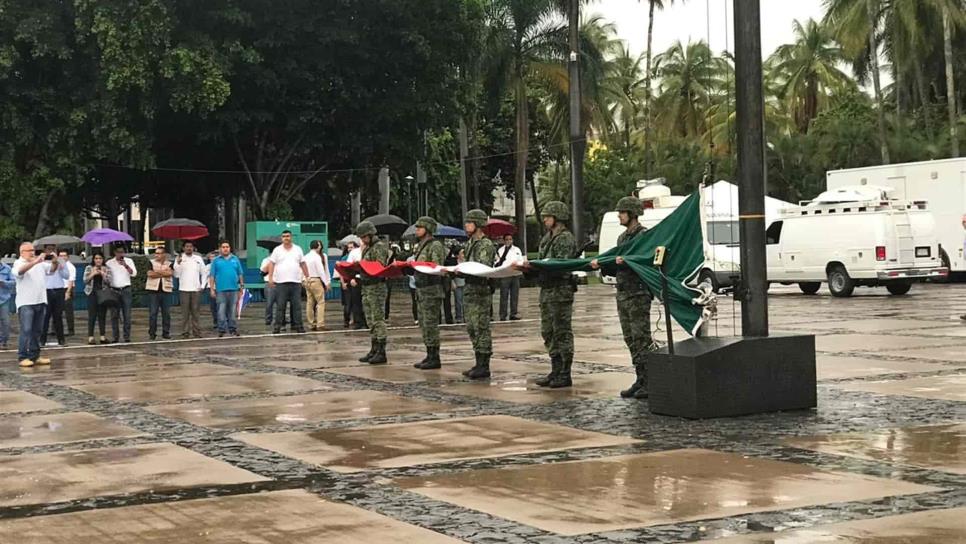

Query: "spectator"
left=82, top=252, right=111, bottom=345
left=105, top=245, right=137, bottom=343
left=205, top=252, right=218, bottom=330
left=13, top=241, right=64, bottom=367
left=146, top=247, right=174, bottom=340
left=442, top=243, right=461, bottom=324
left=344, top=241, right=366, bottom=329
left=304, top=240, right=331, bottom=331
left=208, top=240, right=245, bottom=337
left=496, top=234, right=523, bottom=320
left=266, top=230, right=309, bottom=334
left=173, top=241, right=206, bottom=339
left=0, top=260, right=14, bottom=350
left=58, top=249, right=76, bottom=337
left=260, top=252, right=276, bottom=327
left=408, top=272, right=418, bottom=324
left=41, top=244, right=69, bottom=347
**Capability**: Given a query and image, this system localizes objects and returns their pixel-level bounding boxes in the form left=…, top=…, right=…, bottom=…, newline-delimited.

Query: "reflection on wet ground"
left=0, top=284, right=962, bottom=542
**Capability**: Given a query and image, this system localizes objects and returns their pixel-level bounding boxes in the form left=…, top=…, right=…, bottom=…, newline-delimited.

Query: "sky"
left=591, top=0, right=827, bottom=59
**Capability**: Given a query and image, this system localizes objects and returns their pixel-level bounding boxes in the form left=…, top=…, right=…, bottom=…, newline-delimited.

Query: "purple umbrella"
left=81, top=228, right=134, bottom=246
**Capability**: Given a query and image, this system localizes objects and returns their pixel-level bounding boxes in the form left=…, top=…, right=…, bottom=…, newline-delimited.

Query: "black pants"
left=87, top=297, right=107, bottom=338
left=274, top=282, right=303, bottom=332
left=347, top=283, right=365, bottom=327
left=42, top=288, right=66, bottom=345
left=148, top=291, right=171, bottom=338
left=110, top=287, right=133, bottom=342
left=442, top=277, right=454, bottom=324
left=409, top=287, right=418, bottom=321
left=499, top=277, right=520, bottom=319
left=63, top=296, right=75, bottom=335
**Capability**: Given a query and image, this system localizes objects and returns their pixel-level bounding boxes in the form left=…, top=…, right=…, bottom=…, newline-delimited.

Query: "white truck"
left=826, top=158, right=966, bottom=274
left=765, top=186, right=948, bottom=296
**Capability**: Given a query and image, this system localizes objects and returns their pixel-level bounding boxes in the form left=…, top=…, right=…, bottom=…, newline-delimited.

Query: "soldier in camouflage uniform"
left=355, top=221, right=390, bottom=364
left=591, top=196, right=653, bottom=398
left=460, top=209, right=497, bottom=379
left=521, top=201, right=577, bottom=389
left=411, top=216, right=447, bottom=370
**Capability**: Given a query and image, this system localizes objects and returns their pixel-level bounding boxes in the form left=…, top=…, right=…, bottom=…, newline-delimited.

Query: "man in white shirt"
left=266, top=230, right=310, bottom=334
left=13, top=241, right=66, bottom=367
left=304, top=240, right=331, bottom=330
left=40, top=244, right=70, bottom=347
left=105, top=245, right=138, bottom=343
left=173, top=241, right=206, bottom=338
left=496, top=234, right=523, bottom=320
left=58, top=249, right=77, bottom=337
left=260, top=255, right=277, bottom=327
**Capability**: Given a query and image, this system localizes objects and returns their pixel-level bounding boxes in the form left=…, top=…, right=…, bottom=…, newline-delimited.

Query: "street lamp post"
left=404, top=175, right=415, bottom=223
left=568, top=0, right=586, bottom=247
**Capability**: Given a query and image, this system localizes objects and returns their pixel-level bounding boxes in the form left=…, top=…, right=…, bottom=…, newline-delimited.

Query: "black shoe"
left=620, top=381, right=644, bottom=398
left=296, top=329, right=306, bottom=334
left=218, top=332, right=225, bottom=338
left=359, top=339, right=376, bottom=362
left=162, top=334, right=172, bottom=340
left=535, top=355, right=560, bottom=387
left=368, top=340, right=388, bottom=365
left=272, top=329, right=281, bottom=334
left=548, top=355, right=573, bottom=389
left=123, top=338, right=131, bottom=344
left=231, top=330, right=240, bottom=337
left=149, top=335, right=157, bottom=341
left=466, top=353, right=491, bottom=379
left=509, top=316, right=521, bottom=321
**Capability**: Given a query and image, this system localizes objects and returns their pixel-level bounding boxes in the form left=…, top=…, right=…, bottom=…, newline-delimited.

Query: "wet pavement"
left=0, top=283, right=964, bottom=542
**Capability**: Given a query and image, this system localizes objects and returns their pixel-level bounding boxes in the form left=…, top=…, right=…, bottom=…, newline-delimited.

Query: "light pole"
left=404, top=175, right=415, bottom=222
left=568, top=0, right=586, bottom=247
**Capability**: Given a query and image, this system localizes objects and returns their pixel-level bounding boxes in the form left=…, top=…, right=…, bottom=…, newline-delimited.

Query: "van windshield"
left=707, top=220, right=739, bottom=245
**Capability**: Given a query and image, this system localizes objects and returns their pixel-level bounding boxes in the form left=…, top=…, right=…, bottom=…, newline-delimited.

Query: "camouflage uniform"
left=531, top=200, right=578, bottom=389
left=412, top=217, right=447, bottom=370
left=356, top=221, right=390, bottom=364
left=616, top=223, right=653, bottom=397
left=463, top=237, right=496, bottom=354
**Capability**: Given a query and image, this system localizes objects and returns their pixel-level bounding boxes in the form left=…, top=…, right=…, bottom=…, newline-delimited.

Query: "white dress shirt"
left=347, top=247, right=362, bottom=263
left=495, top=244, right=523, bottom=266
left=260, top=257, right=272, bottom=282
left=65, top=261, right=77, bottom=284
left=269, top=244, right=305, bottom=284
left=105, top=257, right=137, bottom=288
left=304, top=250, right=331, bottom=285
left=13, top=259, right=62, bottom=308
left=174, top=253, right=206, bottom=292
left=44, top=258, right=70, bottom=290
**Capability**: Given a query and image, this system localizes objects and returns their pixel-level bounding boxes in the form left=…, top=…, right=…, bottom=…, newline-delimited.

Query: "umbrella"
left=401, top=224, right=467, bottom=240
left=483, top=218, right=516, bottom=238
left=33, top=234, right=83, bottom=247
left=257, top=236, right=283, bottom=251
left=338, top=234, right=362, bottom=248
left=151, top=218, right=209, bottom=241
left=81, top=228, right=134, bottom=246
left=363, top=214, right=409, bottom=238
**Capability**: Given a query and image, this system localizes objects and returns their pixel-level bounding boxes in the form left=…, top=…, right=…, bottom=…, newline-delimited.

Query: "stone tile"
left=257, top=349, right=458, bottom=370
left=0, top=489, right=464, bottom=543
left=429, top=372, right=633, bottom=404
left=694, top=506, right=966, bottom=543
left=73, top=373, right=330, bottom=403
left=148, top=390, right=458, bottom=430
left=836, top=374, right=966, bottom=402
left=785, top=318, right=956, bottom=334
left=498, top=337, right=627, bottom=355
left=20, top=353, right=172, bottom=374
left=786, top=423, right=966, bottom=474
left=816, top=355, right=947, bottom=380
left=0, top=391, right=61, bottom=414
left=888, top=344, right=966, bottom=363
left=0, top=443, right=266, bottom=507
left=816, top=334, right=951, bottom=353
left=395, top=449, right=938, bottom=536
left=574, top=349, right=632, bottom=366
left=325, top=359, right=549, bottom=384
left=48, top=362, right=243, bottom=386
left=0, top=412, right=143, bottom=449
left=234, top=415, right=638, bottom=473
left=905, top=325, right=966, bottom=338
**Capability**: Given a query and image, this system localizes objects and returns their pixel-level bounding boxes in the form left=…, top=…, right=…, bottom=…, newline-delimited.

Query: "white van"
left=827, top=158, right=966, bottom=273
left=765, top=186, right=948, bottom=296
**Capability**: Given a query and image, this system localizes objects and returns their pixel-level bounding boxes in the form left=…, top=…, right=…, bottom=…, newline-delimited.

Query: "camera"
left=44, top=254, right=54, bottom=261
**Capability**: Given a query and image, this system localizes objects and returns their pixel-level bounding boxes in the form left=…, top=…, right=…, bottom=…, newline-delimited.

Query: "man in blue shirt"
left=0, top=261, right=15, bottom=349
left=208, top=240, right=245, bottom=337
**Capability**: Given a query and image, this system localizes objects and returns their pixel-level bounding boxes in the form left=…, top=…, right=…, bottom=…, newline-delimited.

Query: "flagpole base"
left=648, top=334, right=816, bottom=419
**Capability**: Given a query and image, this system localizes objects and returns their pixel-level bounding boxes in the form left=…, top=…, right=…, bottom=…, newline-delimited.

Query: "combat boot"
left=414, top=345, right=432, bottom=368
left=368, top=340, right=388, bottom=364
left=620, top=377, right=645, bottom=398
left=534, top=355, right=560, bottom=387
left=548, top=354, right=573, bottom=388
left=461, top=353, right=479, bottom=377
left=358, top=339, right=376, bottom=362
left=632, top=363, right=649, bottom=399
left=466, top=352, right=491, bottom=379
left=416, top=346, right=442, bottom=370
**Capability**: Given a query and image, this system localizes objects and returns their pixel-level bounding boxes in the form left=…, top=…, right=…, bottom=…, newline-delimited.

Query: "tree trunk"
left=34, top=191, right=55, bottom=240
left=643, top=0, right=657, bottom=178
left=943, top=4, right=960, bottom=157
left=868, top=28, right=891, bottom=164
left=914, top=61, right=934, bottom=140
left=514, top=73, right=530, bottom=254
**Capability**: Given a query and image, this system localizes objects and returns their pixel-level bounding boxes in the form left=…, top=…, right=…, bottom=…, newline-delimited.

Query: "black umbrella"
left=363, top=214, right=409, bottom=238
left=33, top=234, right=83, bottom=247
left=257, top=236, right=283, bottom=251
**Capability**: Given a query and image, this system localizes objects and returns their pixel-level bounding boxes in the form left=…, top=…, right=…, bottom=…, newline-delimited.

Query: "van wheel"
left=827, top=265, right=855, bottom=297
left=798, top=282, right=821, bottom=295
left=886, top=282, right=912, bottom=296
left=698, top=269, right=719, bottom=293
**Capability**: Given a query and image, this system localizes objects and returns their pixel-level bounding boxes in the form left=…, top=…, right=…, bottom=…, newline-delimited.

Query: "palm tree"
left=652, top=40, right=721, bottom=140
left=601, top=43, right=647, bottom=148
left=934, top=0, right=964, bottom=157
left=768, top=19, right=855, bottom=133
left=639, top=0, right=681, bottom=177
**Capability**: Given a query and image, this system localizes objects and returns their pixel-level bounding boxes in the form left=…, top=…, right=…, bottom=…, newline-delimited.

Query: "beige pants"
left=305, top=278, right=327, bottom=328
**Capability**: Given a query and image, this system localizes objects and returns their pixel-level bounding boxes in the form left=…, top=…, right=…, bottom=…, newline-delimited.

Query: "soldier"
left=460, top=209, right=497, bottom=379
left=519, top=201, right=577, bottom=388
left=410, top=216, right=447, bottom=370
left=355, top=221, right=390, bottom=364
left=591, top=196, right=653, bottom=398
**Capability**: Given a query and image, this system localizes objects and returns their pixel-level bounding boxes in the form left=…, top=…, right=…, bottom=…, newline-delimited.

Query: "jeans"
left=63, top=294, right=75, bottom=335
left=264, top=285, right=277, bottom=325
left=499, top=277, right=520, bottom=319
left=274, top=283, right=303, bottom=331
left=87, top=297, right=107, bottom=338
left=180, top=290, right=202, bottom=337
left=0, top=301, right=10, bottom=346
left=42, top=288, right=66, bottom=345
left=110, top=286, right=133, bottom=342
left=454, top=283, right=464, bottom=322
left=17, top=303, right=46, bottom=362
left=442, top=277, right=454, bottom=324
left=216, top=290, right=239, bottom=333
left=209, top=293, right=218, bottom=327
left=409, top=287, right=418, bottom=321
left=148, top=290, right=171, bottom=338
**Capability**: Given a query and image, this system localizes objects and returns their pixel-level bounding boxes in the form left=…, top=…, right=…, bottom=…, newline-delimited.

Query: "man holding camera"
left=106, top=245, right=137, bottom=343
left=13, top=242, right=66, bottom=367
left=40, top=244, right=69, bottom=347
